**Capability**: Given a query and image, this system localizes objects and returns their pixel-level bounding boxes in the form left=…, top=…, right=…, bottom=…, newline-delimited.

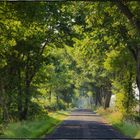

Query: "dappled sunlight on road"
left=46, top=109, right=127, bottom=139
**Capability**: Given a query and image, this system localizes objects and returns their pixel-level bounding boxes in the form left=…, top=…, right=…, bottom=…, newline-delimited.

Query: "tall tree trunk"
left=0, top=81, right=9, bottom=122
left=101, top=87, right=106, bottom=107
left=104, top=91, right=112, bottom=109
left=56, top=94, right=59, bottom=109
left=126, top=69, right=133, bottom=113
left=17, top=68, right=23, bottom=120
left=67, top=103, right=70, bottom=108
left=23, top=79, right=30, bottom=120
left=115, top=0, right=140, bottom=115
left=22, top=62, right=31, bottom=120
left=48, top=88, right=52, bottom=103
left=136, top=48, right=140, bottom=115
left=104, top=82, right=112, bottom=109
left=94, top=87, right=102, bottom=106
left=128, top=46, right=140, bottom=115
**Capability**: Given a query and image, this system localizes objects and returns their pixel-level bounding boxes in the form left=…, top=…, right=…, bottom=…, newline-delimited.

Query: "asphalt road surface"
left=46, top=109, right=128, bottom=140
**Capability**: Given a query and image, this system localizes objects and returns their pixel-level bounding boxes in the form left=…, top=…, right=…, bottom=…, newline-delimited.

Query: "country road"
left=46, top=109, right=128, bottom=140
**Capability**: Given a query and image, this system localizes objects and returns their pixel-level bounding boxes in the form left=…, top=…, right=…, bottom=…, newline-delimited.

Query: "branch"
left=39, top=39, right=48, bottom=55
left=115, top=0, right=140, bottom=34
left=127, top=45, right=137, bottom=61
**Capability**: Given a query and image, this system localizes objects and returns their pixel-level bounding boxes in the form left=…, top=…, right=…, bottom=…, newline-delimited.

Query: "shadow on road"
left=46, top=109, right=128, bottom=139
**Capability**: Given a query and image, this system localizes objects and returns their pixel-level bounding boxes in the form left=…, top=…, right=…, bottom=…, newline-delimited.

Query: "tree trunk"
left=48, top=88, right=52, bottom=103
left=115, top=1, right=140, bottom=34
left=0, top=81, right=9, bottom=122
left=136, top=48, right=140, bottom=115
left=94, top=87, right=102, bottom=106
left=67, top=103, right=70, bottom=108
left=23, top=79, right=30, bottom=120
left=22, top=65, right=31, bottom=120
left=128, top=46, right=140, bottom=115
left=104, top=91, right=112, bottom=109
left=104, top=82, right=112, bottom=109
left=101, top=87, right=106, bottom=108
left=126, top=70, right=133, bottom=113
left=56, top=95, right=59, bottom=104
left=115, top=1, right=140, bottom=114
left=56, top=94, right=59, bottom=109
left=17, top=68, right=23, bottom=120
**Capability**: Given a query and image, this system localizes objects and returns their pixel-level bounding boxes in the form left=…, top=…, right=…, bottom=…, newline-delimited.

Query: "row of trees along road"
left=0, top=1, right=140, bottom=122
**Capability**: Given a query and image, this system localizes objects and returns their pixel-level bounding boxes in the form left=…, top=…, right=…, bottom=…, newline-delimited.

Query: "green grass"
left=113, top=121, right=140, bottom=138
left=1, top=111, right=69, bottom=138
left=97, top=108, right=140, bottom=138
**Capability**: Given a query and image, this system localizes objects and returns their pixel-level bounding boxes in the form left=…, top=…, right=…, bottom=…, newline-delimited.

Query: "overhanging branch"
left=115, top=0, right=140, bottom=34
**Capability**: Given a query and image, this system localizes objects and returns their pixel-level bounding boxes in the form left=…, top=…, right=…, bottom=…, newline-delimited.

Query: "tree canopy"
left=0, top=1, right=140, bottom=122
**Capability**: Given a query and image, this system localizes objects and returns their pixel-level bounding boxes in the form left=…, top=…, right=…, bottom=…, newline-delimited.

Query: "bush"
left=57, top=101, right=67, bottom=110
left=96, top=107, right=114, bottom=115
left=29, top=102, right=48, bottom=119
left=45, top=100, right=67, bottom=112
left=45, top=103, right=58, bottom=112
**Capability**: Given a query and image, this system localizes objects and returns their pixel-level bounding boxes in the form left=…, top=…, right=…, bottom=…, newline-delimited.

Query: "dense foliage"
left=0, top=1, right=140, bottom=123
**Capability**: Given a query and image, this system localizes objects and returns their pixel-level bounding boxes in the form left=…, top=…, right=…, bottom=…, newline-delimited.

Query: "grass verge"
left=96, top=108, right=140, bottom=138
left=1, top=110, right=69, bottom=138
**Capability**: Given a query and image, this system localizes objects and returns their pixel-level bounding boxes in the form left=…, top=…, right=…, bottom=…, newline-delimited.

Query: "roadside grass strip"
left=97, top=108, right=140, bottom=138
left=1, top=111, right=69, bottom=138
